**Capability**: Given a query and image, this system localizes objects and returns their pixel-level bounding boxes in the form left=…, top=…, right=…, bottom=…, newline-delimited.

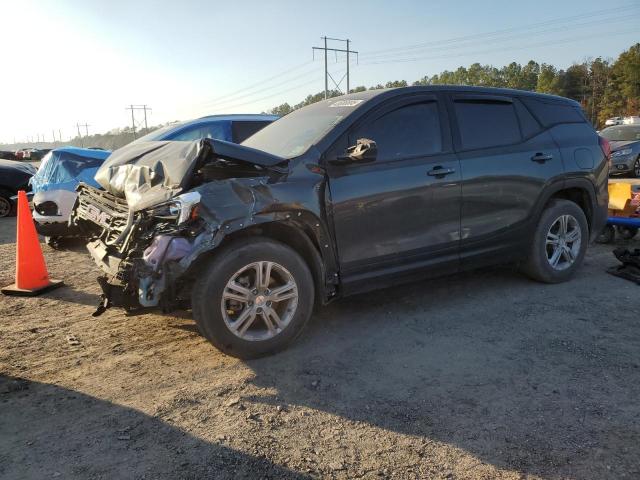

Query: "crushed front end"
left=73, top=183, right=207, bottom=315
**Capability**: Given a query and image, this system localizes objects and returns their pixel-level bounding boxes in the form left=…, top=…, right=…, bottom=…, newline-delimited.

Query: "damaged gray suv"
left=72, top=87, right=609, bottom=358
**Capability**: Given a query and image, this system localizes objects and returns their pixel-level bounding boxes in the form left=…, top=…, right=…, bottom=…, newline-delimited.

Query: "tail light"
left=599, top=136, right=611, bottom=170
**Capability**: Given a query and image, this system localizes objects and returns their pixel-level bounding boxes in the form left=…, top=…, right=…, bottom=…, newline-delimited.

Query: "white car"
left=623, top=116, right=640, bottom=125
left=30, top=147, right=111, bottom=244
left=605, top=117, right=623, bottom=126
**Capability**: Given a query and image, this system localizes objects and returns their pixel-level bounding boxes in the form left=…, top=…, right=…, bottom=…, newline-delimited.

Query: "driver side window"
left=350, top=102, right=442, bottom=161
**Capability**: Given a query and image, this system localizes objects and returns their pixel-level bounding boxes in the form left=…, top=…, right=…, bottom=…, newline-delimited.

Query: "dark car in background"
left=72, top=86, right=608, bottom=358
left=0, top=159, right=36, bottom=217
left=599, top=124, right=640, bottom=177
left=135, top=114, right=278, bottom=144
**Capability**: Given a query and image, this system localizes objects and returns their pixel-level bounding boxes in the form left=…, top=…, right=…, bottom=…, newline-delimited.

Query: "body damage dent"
left=140, top=175, right=339, bottom=310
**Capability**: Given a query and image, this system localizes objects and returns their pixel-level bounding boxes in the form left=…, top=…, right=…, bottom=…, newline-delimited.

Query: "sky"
left=1, top=0, right=638, bottom=145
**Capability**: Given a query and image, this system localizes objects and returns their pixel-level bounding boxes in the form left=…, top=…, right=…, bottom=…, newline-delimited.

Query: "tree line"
left=268, top=43, right=640, bottom=128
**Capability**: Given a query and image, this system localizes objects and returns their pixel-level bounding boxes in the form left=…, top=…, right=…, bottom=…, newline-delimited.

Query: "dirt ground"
left=1, top=216, right=639, bottom=480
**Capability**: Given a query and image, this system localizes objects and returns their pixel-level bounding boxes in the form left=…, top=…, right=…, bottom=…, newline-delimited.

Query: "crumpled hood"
left=94, top=138, right=285, bottom=211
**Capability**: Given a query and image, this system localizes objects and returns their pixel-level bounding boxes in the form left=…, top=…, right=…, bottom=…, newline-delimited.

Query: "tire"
left=521, top=199, right=589, bottom=283
left=633, top=157, right=640, bottom=178
left=617, top=226, right=638, bottom=240
left=0, top=190, right=13, bottom=218
left=191, top=237, right=315, bottom=359
left=595, top=225, right=615, bottom=244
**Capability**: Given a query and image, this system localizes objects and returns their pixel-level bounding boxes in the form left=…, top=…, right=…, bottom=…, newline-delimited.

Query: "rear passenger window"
left=520, top=97, right=586, bottom=127
left=351, top=102, right=442, bottom=160
left=233, top=121, right=272, bottom=143
left=454, top=100, right=521, bottom=150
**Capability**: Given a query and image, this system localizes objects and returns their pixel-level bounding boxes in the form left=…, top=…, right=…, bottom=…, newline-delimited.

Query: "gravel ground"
left=1, top=216, right=639, bottom=479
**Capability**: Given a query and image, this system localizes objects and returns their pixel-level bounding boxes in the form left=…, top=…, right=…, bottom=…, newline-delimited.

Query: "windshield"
left=241, top=98, right=368, bottom=158
left=600, top=125, right=640, bottom=142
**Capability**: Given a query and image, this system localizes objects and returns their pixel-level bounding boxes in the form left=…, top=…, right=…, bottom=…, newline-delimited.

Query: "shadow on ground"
left=0, top=375, right=310, bottom=479
left=242, top=261, right=640, bottom=479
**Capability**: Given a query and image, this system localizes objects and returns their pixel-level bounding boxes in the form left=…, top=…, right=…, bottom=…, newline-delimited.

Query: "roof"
left=326, top=85, right=579, bottom=106
left=196, top=114, right=280, bottom=122
left=51, top=146, right=112, bottom=159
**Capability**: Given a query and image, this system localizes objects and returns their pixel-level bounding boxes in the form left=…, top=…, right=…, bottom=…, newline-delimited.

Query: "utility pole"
left=313, top=37, right=358, bottom=98
left=76, top=123, right=84, bottom=147
left=126, top=105, right=152, bottom=139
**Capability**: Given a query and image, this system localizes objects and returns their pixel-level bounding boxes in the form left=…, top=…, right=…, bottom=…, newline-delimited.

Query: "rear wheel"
left=192, top=237, right=314, bottom=358
left=522, top=199, right=588, bottom=283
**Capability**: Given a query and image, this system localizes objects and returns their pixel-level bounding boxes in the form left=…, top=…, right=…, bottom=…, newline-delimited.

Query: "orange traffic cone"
left=1, top=190, right=63, bottom=296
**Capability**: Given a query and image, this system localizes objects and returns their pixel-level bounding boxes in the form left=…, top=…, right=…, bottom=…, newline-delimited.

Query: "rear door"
left=326, top=94, right=461, bottom=291
left=448, top=93, right=563, bottom=267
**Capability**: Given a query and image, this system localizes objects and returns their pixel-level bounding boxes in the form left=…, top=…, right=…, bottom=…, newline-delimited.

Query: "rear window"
left=232, top=121, right=272, bottom=143
left=454, top=100, right=521, bottom=150
left=520, top=97, right=586, bottom=127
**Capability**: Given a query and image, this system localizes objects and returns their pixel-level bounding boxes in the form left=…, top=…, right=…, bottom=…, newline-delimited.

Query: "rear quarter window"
left=232, top=121, right=272, bottom=143
left=454, top=100, right=521, bottom=150
left=520, top=97, right=586, bottom=127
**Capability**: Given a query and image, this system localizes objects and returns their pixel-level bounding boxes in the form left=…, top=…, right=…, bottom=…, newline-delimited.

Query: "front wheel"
left=191, top=237, right=315, bottom=359
left=632, top=157, right=640, bottom=178
left=521, top=199, right=589, bottom=283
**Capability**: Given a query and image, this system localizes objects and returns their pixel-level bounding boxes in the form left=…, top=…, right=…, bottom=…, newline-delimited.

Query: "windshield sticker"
left=329, top=99, right=364, bottom=108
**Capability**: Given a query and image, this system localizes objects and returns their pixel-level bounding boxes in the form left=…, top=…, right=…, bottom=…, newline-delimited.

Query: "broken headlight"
left=147, top=191, right=201, bottom=225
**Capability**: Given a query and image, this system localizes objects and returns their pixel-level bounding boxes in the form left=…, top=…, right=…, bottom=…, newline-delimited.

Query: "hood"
left=610, top=140, right=639, bottom=151
left=0, top=159, right=36, bottom=175
left=94, top=138, right=286, bottom=211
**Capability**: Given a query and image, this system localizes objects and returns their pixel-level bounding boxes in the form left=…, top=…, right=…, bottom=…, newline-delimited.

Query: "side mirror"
left=330, top=138, right=377, bottom=165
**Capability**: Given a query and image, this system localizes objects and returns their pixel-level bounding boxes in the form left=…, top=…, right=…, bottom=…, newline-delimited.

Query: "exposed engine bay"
left=71, top=138, right=299, bottom=316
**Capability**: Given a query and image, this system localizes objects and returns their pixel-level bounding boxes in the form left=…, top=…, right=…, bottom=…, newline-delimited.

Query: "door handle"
left=427, top=166, right=456, bottom=177
left=531, top=153, right=553, bottom=163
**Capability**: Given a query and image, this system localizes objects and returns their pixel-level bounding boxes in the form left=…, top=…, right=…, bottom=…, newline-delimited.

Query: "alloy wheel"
left=0, top=197, right=11, bottom=217
left=546, top=214, right=581, bottom=271
left=634, top=158, right=640, bottom=177
left=220, top=261, right=298, bottom=341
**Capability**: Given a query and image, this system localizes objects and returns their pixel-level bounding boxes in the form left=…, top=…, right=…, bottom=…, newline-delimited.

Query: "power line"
left=208, top=74, right=335, bottom=113
left=359, top=27, right=639, bottom=66
left=194, top=61, right=314, bottom=109
left=359, top=3, right=639, bottom=60
left=196, top=66, right=319, bottom=110
left=361, top=13, right=639, bottom=62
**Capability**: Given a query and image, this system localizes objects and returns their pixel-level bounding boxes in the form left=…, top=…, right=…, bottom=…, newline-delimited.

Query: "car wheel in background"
left=191, top=237, right=315, bottom=359
left=522, top=199, right=589, bottom=283
left=0, top=190, right=13, bottom=218
left=633, top=158, right=640, bottom=178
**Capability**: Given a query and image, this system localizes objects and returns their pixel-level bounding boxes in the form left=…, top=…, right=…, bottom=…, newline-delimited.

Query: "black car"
left=0, top=159, right=36, bottom=217
left=72, top=86, right=609, bottom=358
left=599, top=124, right=640, bottom=177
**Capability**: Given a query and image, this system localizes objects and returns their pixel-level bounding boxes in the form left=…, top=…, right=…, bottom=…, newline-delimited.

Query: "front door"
left=326, top=94, right=461, bottom=291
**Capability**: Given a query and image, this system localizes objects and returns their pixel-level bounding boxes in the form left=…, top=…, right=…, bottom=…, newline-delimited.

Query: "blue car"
left=134, top=114, right=279, bottom=143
